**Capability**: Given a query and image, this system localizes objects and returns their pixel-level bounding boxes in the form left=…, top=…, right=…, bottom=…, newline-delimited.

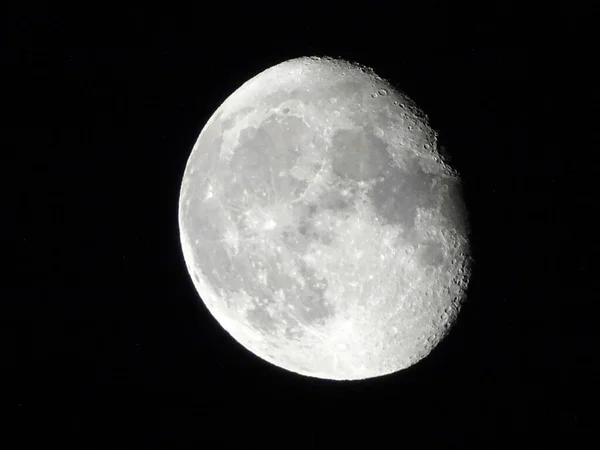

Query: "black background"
left=2, top=1, right=594, bottom=448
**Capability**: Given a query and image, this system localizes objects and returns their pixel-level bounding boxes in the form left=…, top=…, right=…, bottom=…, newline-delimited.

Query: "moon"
left=178, top=56, right=471, bottom=380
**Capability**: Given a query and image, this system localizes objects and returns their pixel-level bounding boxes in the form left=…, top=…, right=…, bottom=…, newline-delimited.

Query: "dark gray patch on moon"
left=439, top=180, right=470, bottom=235
left=417, top=242, right=445, bottom=267
left=226, top=114, right=324, bottom=202
left=313, top=189, right=352, bottom=215
left=330, top=129, right=392, bottom=181
left=327, top=80, right=374, bottom=107
left=295, top=217, right=335, bottom=247
left=262, top=88, right=316, bottom=107
left=246, top=305, right=277, bottom=334
left=368, top=156, right=437, bottom=229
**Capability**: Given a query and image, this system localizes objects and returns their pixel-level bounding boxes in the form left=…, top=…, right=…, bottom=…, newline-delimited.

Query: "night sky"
left=4, top=2, right=593, bottom=448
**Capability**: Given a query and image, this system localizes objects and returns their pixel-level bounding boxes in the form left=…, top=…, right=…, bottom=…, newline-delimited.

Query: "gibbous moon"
left=178, top=56, right=471, bottom=380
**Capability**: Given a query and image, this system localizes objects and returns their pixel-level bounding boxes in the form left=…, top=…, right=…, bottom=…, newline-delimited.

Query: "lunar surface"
left=178, top=56, right=471, bottom=380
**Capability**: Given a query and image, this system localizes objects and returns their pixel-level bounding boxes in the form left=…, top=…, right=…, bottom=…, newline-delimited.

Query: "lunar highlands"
left=178, top=56, right=471, bottom=380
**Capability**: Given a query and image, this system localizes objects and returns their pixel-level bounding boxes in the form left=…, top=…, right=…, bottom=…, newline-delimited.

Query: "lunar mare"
left=178, top=56, right=471, bottom=380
